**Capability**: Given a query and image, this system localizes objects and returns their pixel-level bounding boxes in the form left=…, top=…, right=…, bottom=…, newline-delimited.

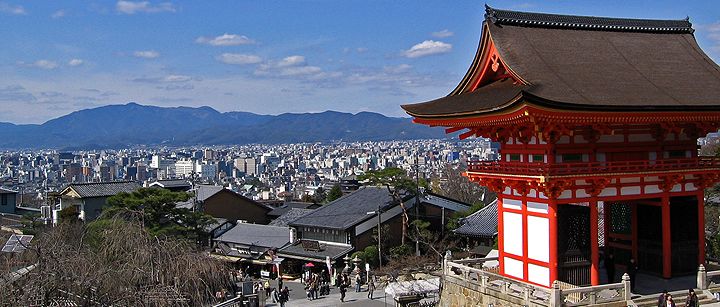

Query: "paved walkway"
left=266, top=280, right=391, bottom=307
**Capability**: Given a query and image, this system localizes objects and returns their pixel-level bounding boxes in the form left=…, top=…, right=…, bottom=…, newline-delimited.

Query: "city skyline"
left=1, top=0, right=720, bottom=124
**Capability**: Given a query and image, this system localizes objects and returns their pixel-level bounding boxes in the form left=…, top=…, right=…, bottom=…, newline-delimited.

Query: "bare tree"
left=431, top=164, right=494, bottom=206
left=0, top=218, right=232, bottom=306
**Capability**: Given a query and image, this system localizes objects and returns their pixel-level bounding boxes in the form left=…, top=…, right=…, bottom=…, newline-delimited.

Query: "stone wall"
left=440, top=275, right=547, bottom=307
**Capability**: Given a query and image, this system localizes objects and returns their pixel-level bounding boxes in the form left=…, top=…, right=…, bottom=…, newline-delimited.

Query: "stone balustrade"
left=441, top=252, right=629, bottom=307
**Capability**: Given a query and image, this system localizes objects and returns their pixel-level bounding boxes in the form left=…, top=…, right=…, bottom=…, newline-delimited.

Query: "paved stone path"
left=265, top=280, right=391, bottom=307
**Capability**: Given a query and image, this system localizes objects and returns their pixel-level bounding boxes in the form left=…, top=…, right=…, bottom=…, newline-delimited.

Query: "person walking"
left=355, top=273, right=362, bottom=292
left=279, top=286, right=289, bottom=307
left=685, top=289, right=699, bottom=307
left=604, top=252, right=615, bottom=283
left=367, top=275, right=376, bottom=300
left=664, top=294, right=676, bottom=307
left=657, top=290, right=668, bottom=307
left=339, top=273, right=349, bottom=303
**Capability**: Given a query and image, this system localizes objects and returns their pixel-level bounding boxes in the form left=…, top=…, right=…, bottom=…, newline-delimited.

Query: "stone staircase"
left=629, top=289, right=717, bottom=307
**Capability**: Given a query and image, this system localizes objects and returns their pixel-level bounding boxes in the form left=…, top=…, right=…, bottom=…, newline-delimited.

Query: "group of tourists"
left=303, top=270, right=331, bottom=300
left=656, top=289, right=698, bottom=307
left=266, top=278, right=289, bottom=307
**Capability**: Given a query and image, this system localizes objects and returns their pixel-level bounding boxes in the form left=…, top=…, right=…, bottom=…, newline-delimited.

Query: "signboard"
left=261, top=270, right=270, bottom=278
left=301, top=239, right=321, bottom=251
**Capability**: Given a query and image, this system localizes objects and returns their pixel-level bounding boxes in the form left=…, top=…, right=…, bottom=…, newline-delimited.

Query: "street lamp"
left=366, top=205, right=382, bottom=267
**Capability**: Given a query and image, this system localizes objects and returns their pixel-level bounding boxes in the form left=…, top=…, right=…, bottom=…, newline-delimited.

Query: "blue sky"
left=1, top=1, right=719, bottom=124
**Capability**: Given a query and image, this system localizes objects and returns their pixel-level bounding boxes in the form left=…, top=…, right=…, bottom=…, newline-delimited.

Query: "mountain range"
left=0, top=103, right=447, bottom=149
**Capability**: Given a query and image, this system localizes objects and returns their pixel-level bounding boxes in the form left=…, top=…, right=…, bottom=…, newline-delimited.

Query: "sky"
left=1, top=1, right=720, bottom=124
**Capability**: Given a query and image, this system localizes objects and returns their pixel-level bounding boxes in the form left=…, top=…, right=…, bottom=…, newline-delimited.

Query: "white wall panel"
left=527, top=216, right=549, bottom=262
left=527, top=201, right=548, bottom=214
left=528, top=264, right=550, bottom=286
left=503, top=212, right=523, bottom=257
left=504, top=257, right=524, bottom=279
left=620, top=186, right=641, bottom=196
left=503, top=198, right=522, bottom=210
left=645, top=185, right=661, bottom=194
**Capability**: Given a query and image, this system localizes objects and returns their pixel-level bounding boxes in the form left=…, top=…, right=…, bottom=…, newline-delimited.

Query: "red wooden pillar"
left=590, top=199, right=600, bottom=285
left=661, top=194, right=672, bottom=278
left=549, top=201, right=558, bottom=284
left=498, top=197, right=505, bottom=275
left=698, top=191, right=706, bottom=265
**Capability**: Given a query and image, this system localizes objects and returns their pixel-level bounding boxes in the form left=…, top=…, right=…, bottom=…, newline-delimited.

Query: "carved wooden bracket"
left=659, top=174, right=684, bottom=192
left=584, top=178, right=610, bottom=197
left=505, top=179, right=530, bottom=195
left=537, top=122, right=573, bottom=144
left=537, top=180, right=570, bottom=199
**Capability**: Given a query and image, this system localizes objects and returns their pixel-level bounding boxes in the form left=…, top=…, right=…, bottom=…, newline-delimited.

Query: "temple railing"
left=466, top=157, right=720, bottom=177
left=443, top=254, right=630, bottom=306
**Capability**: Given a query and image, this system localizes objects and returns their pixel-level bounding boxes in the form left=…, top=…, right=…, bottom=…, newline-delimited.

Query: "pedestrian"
left=339, top=273, right=348, bottom=302
left=604, top=252, right=615, bottom=283
left=270, top=287, right=277, bottom=303
left=665, top=294, right=676, bottom=307
left=279, top=286, right=289, bottom=307
left=264, top=279, right=271, bottom=297
left=277, top=277, right=283, bottom=293
left=685, top=289, right=699, bottom=307
left=355, top=273, right=362, bottom=292
left=367, top=275, right=376, bottom=300
left=628, top=258, right=638, bottom=293
left=657, top=289, right=668, bottom=307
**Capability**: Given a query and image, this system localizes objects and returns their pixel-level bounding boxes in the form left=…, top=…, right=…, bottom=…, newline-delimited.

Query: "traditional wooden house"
left=55, top=181, right=140, bottom=223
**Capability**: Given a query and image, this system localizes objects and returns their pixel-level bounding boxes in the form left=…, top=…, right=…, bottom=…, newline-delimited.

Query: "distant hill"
left=0, top=102, right=447, bottom=149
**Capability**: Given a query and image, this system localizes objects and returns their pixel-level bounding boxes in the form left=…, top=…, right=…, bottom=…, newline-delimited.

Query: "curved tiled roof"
left=402, top=6, right=720, bottom=118
left=65, top=181, right=140, bottom=198
left=453, top=199, right=498, bottom=239
left=485, top=5, right=693, bottom=33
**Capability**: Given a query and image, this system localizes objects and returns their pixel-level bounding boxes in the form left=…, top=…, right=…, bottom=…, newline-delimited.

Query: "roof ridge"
left=485, top=5, right=694, bottom=34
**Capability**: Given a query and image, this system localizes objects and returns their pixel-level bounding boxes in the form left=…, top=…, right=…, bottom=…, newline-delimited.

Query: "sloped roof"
left=422, top=193, right=471, bottom=212
left=269, top=208, right=315, bottom=227
left=64, top=181, right=140, bottom=198
left=267, top=202, right=318, bottom=217
left=278, top=240, right=354, bottom=262
left=0, top=187, right=17, bottom=194
left=195, top=185, right=224, bottom=202
left=290, top=186, right=409, bottom=230
left=402, top=6, right=720, bottom=118
left=453, top=199, right=498, bottom=238
left=149, top=179, right=191, bottom=188
left=215, top=223, right=290, bottom=249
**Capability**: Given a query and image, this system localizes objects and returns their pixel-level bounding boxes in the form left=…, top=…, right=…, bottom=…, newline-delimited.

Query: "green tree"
left=326, top=184, right=343, bottom=203
left=103, top=188, right=214, bottom=242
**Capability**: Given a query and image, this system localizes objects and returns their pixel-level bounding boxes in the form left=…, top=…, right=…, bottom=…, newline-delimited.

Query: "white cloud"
left=278, top=66, right=322, bottom=76
left=431, top=29, right=454, bottom=38
left=132, top=74, right=194, bottom=83
left=32, top=60, right=59, bottom=70
left=383, top=64, right=412, bottom=74
left=68, top=59, right=84, bottom=66
left=116, top=1, right=175, bottom=14
left=0, top=2, right=25, bottom=15
left=402, top=40, right=452, bottom=58
left=277, top=55, right=305, bottom=67
left=216, top=53, right=262, bottom=65
left=196, top=33, right=254, bottom=46
left=51, top=9, right=66, bottom=18
left=133, top=50, right=160, bottom=59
